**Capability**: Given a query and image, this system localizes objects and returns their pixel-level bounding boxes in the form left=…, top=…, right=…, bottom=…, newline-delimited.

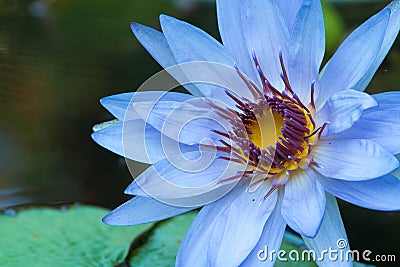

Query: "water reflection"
left=0, top=188, right=30, bottom=209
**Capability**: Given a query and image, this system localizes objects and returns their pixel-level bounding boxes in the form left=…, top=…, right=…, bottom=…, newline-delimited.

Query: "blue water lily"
left=92, top=0, right=400, bottom=266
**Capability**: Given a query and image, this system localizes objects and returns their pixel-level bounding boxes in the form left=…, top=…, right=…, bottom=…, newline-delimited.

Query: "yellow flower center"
left=205, top=52, right=326, bottom=197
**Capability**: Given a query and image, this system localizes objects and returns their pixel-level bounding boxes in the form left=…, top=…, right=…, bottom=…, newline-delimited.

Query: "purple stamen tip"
left=251, top=48, right=257, bottom=59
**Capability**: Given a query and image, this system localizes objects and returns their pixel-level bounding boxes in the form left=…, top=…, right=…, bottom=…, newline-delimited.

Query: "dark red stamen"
left=310, top=81, right=316, bottom=110
left=208, top=50, right=319, bottom=196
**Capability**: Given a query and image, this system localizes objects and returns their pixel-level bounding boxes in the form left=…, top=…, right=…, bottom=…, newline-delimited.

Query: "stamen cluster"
left=205, top=52, right=326, bottom=195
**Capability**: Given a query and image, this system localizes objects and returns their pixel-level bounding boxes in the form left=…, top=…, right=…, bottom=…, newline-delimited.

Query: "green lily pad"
left=129, top=212, right=197, bottom=266
left=1, top=205, right=372, bottom=266
left=128, top=212, right=316, bottom=267
left=393, top=154, right=400, bottom=179
left=0, top=205, right=153, bottom=267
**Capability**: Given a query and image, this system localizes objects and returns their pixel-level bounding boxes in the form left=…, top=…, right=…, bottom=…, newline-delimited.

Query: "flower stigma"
left=204, top=51, right=328, bottom=199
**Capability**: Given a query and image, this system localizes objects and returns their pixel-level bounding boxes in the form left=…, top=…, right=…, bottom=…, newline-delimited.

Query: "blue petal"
left=287, top=0, right=325, bottom=104
left=372, top=90, right=400, bottom=107
left=302, top=193, right=352, bottom=266
left=125, top=150, right=244, bottom=202
left=100, top=92, right=134, bottom=121
left=176, top=183, right=245, bottom=266
left=91, top=123, right=124, bottom=157
left=125, top=178, right=244, bottom=208
left=100, top=91, right=193, bottom=121
left=239, top=193, right=286, bottom=266
left=239, top=0, right=290, bottom=90
left=281, top=169, right=325, bottom=237
left=159, top=15, right=251, bottom=105
left=316, top=90, right=377, bottom=136
left=131, top=22, right=177, bottom=69
left=102, top=196, right=195, bottom=225
left=313, top=139, right=399, bottom=181
left=317, top=8, right=390, bottom=109
left=160, top=15, right=233, bottom=66
left=131, top=22, right=204, bottom=96
left=133, top=97, right=230, bottom=145
left=216, top=0, right=259, bottom=85
left=353, top=0, right=400, bottom=92
left=329, top=91, right=400, bottom=154
left=276, top=0, right=303, bottom=32
left=176, top=181, right=278, bottom=267
left=124, top=180, right=147, bottom=197
left=91, top=120, right=195, bottom=164
left=318, top=174, right=400, bottom=211
left=207, top=183, right=278, bottom=266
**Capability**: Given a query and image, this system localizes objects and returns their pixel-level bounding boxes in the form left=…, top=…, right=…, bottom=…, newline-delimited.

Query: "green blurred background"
left=0, top=0, right=398, bottom=265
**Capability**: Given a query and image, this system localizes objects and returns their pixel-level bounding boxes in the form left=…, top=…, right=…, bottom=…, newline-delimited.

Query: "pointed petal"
left=133, top=97, right=232, bottom=145
left=100, top=92, right=135, bottom=120
left=124, top=180, right=147, bottom=197
left=127, top=150, right=244, bottom=202
left=353, top=0, right=400, bottom=91
left=239, top=0, right=290, bottom=90
left=329, top=91, right=400, bottom=154
left=313, top=139, right=399, bottom=181
left=288, top=0, right=325, bottom=103
left=216, top=0, right=259, bottom=85
left=127, top=179, right=245, bottom=208
left=240, top=192, right=286, bottom=266
left=208, top=183, right=278, bottom=266
left=91, top=120, right=194, bottom=164
left=317, top=8, right=390, bottom=109
left=138, top=151, right=225, bottom=187
left=281, top=169, right=326, bottom=237
left=102, top=197, right=195, bottom=226
left=316, top=90, right=377, bottom=136
left=130, top=22, right=203, bottom=96
left=276, top=0, right=303, bottom=32
left=302, top=193, right=352, bottom=266
left=318, top=174, right=400, bottom=211
left=91, top=123, right=125, bottom=157
left=160, top=15, right=254, bottom=104
left=100, top=91, right=193, bottom=121
left=131, top=22, right=177, bottom=69
left=160, top=15, right=233, bottom=66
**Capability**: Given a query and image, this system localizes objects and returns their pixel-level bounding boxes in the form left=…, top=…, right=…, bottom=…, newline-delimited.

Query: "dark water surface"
left=0, top=0, right=399, bottom=265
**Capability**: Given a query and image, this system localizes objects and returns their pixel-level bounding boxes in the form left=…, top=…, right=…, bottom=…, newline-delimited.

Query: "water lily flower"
left=92, top=0, right=400, bottom=266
